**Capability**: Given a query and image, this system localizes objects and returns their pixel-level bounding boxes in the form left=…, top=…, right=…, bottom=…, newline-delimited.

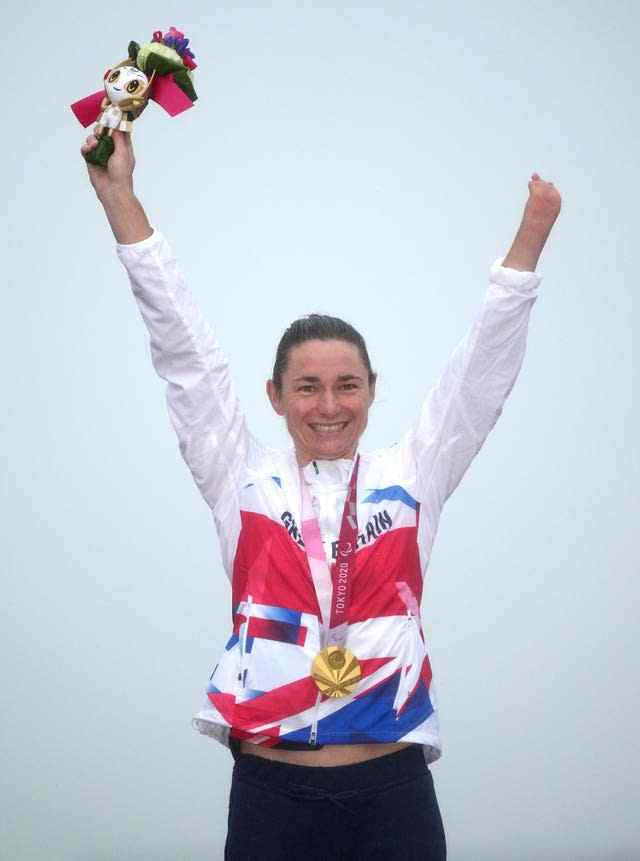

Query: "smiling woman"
left=266, top=323, right=377, bottom=463
left=81, top=127, right=560, bottom=859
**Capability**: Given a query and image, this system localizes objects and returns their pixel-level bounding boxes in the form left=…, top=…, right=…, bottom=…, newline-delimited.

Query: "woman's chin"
left=306, top=437, right=356, bottom=461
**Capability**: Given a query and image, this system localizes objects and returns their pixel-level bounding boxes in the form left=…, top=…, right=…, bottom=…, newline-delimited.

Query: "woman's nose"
left=317, top=389, right=340, bottom=415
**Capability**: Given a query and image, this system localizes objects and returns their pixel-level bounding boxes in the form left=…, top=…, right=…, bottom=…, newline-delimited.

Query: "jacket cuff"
left=490, top=257, right=542, bottom=292
left=115, top=228, right=162, bottom=259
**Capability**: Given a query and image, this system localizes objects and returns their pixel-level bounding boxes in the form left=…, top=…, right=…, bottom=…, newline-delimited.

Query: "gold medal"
left=311, top=645, right=362, bottom=698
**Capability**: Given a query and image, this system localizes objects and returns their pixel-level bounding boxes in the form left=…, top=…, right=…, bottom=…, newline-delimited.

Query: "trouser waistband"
left=230, top=742, right=427, bottom=795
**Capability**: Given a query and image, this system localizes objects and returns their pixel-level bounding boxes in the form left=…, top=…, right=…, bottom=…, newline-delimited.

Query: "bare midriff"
left=240, top=740, right=413, bottom=767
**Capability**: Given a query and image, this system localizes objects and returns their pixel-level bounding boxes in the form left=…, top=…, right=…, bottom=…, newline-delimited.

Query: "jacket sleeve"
left=116, top=229, right=256, bottom=516
left=406, top=258, right=541, bottom=514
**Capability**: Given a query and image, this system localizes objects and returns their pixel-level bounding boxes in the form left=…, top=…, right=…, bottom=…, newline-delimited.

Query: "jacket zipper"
left=309, top=624, right=324, bottom=744
left=309, top=691, right=322, bottom=745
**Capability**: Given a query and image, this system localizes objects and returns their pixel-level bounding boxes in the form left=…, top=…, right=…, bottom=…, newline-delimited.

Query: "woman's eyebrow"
left=292, top=374, right=363, bottom=383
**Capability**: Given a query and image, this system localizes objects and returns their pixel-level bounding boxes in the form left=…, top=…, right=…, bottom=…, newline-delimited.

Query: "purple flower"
left=149, top=26, right=197, bottom=68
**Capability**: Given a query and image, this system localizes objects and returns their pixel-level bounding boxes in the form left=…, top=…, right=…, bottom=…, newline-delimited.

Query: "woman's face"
left=266, top=339, right=376, bottom=465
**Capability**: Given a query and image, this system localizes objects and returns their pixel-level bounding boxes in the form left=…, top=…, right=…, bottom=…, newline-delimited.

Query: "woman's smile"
left=308, top=421, right=349, bottom=433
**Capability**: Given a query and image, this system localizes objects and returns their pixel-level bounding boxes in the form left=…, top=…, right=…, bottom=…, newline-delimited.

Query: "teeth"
left=311, top=423, right=346, bottom=433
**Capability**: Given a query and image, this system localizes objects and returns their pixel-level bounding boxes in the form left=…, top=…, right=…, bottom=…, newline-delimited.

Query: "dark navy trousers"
left=225, top=742, right=446, bottom=859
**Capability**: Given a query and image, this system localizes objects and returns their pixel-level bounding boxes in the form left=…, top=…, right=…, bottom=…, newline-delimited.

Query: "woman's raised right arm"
left=82, top=128, right=152, bottom=244
left=82, top=130, right=254, bottom=515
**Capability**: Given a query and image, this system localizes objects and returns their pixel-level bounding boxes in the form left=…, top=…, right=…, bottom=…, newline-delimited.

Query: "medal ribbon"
left=300, top=456, right=360, bottom=650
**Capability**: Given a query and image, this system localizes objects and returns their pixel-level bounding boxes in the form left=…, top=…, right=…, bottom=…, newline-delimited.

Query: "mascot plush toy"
left=71, top=26, right=198, bottom=166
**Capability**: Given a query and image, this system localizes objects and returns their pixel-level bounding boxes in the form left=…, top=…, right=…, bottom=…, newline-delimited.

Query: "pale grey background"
left=2, top=1, right=638, bottom=859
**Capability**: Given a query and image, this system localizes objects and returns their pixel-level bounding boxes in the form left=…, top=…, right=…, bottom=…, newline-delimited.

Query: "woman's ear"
left=266, top=379, right=285, bottom=416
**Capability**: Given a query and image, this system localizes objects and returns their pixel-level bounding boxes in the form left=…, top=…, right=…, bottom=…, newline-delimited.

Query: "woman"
left=81, top=129, right=561, bottom=859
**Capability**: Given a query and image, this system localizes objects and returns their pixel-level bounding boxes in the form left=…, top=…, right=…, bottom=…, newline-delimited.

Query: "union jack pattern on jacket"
left=116, top=230, right=541, bottom=765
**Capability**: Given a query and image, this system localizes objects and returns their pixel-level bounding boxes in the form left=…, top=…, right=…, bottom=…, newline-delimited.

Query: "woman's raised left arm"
left=407, top=175, right=561, bottom=524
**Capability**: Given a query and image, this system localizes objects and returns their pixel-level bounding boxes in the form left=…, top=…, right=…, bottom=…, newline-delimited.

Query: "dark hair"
left=272, top=313, right=376, bottom=393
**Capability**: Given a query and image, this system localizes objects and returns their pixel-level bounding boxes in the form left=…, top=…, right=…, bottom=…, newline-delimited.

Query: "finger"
left=81, top=138, right=98, bottom=155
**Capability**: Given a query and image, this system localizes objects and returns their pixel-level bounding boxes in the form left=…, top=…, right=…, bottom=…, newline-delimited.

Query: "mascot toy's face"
left=104, top=65, right=149, bottom=103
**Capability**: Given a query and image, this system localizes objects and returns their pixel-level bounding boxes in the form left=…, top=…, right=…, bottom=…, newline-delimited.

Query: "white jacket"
left=116, top=229, right=541, bottom=764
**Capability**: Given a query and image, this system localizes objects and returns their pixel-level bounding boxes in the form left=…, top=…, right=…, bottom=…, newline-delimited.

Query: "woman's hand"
left=81, top=129, right=135, bottom=201
left=81, top=129, right=152, bottom=244
left=502, top=173, right=562, bottom=272
left=524, top=173, right=562, bottom=230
